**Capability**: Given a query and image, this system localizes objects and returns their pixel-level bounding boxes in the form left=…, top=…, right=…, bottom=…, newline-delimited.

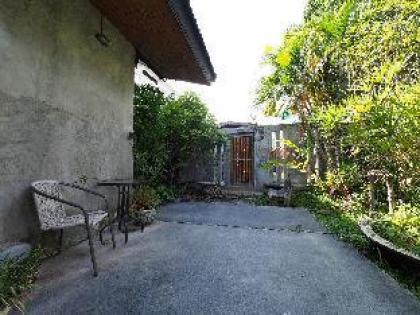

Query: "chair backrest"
left=32, top=180, right=66, bottom=230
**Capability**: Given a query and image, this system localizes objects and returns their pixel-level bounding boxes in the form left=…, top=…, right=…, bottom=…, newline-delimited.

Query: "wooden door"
left=231, top=135, right=253, bottom=185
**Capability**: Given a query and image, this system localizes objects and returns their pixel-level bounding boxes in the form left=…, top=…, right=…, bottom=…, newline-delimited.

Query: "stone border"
left=0, top=242, right=32, bottom=263
left=359, top=220, right=420, bottom=265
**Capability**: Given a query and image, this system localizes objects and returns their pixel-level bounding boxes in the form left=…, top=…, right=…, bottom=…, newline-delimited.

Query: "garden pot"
left=131, top=209, right=156, bottom=227
left=359, top=220, right=420, bottom=271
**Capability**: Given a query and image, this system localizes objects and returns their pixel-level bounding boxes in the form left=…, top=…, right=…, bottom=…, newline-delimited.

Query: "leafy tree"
left=256, top=0, right=419, bottom=210
left=133, top=85, right=222, bottom=185
left=133, top=84, right=167, bottom=184
left=162, top=92, right=223, bottom=184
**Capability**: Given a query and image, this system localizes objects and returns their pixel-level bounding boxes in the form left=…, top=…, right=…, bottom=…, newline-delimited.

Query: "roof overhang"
left=91, top=0, right=216, bottom=85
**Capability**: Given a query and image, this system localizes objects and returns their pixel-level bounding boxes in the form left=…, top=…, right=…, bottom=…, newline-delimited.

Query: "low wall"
left=180, top=123, right=307, bottom=191
left=253, top=124, right=307, bottom=190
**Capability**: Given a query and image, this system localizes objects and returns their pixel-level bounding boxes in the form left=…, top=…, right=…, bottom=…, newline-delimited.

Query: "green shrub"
left=129, top=186, right=161, bottom=212
left=323, top=163, right=363, bottom=197
left=341, top=190, right=370, bottom=213
left=154, top=185, right=184, bottom=204
left=133, top=85, right=167, bottom=185
left=0, top=248, right=43, bottom=312
left=133, top=84, right=223, bottom=185
left=400, top=182, right=420, bottom=206
left=372, top=204, right=420, bottom=256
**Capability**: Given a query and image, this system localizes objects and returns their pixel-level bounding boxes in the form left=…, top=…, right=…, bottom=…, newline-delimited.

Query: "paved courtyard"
left=27, top=201, right=420, bottom=314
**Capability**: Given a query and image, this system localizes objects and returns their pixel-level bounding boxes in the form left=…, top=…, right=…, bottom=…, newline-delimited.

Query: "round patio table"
left=97, top=179, right=144, bottom=243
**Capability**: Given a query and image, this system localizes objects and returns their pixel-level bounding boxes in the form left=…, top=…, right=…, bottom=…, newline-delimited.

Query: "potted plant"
left=129, top=186, right=160, bottom=230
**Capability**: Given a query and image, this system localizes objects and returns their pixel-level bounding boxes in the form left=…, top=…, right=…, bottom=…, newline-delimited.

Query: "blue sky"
left=169, top=0, right=307, bottom=122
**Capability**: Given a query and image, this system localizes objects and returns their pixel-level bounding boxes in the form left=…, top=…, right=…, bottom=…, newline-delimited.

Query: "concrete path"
left=158, top=201, right=325, bottom=232
left=27, top=202, right=420, bottom=314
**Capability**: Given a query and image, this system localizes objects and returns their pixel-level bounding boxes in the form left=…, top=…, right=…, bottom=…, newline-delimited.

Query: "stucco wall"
left=0, top=0, right=135, bottom=243
left=221, top=123, right=307, bottom=191
left=254, top=124, right=307, bottom=190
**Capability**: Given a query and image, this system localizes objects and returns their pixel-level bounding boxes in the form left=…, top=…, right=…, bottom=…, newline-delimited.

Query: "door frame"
left=230, top=133, right=254, bottom=187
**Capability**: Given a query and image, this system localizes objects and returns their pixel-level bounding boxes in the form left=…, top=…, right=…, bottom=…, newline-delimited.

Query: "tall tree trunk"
left=306, top=148, right=314, bottom=185
left=368, top=182, right=376, bottom=215
left=313, top=128, right=327, bottom=180
left=319, top=142, right=328, bottom=180
left=303, top=127, right=315, bottom=185
left=314, top=130, right=320, bottom=180
left=385, top=175, right=396, bottom=214
left=326, top=142, right=338, bottom=172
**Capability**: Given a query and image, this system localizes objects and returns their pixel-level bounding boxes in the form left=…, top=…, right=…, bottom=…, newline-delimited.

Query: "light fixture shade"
left=95, top=33, right=111, bottom=47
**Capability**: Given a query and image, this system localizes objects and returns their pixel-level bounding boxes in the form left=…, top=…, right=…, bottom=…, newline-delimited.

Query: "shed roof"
left=91, top=0, right=215, bottom=85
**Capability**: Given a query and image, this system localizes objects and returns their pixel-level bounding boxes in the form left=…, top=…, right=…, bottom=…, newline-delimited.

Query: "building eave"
left=91, top=0, right=216, bottom=85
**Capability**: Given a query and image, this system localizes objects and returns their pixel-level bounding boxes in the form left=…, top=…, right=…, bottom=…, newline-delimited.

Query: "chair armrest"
left=58, top=182, right=109, bottom=211
left=32, top=187, right=89, bottom=218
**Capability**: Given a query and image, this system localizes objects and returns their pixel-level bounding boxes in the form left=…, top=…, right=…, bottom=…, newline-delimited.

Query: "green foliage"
left=316, top=0, right=354, bottom=40
left=323, top=163, right=363, bottom=197
left=401, top=182, right=420, bottom=206
left=161, top=92, right=224, bottom=184
left=133, top=84, right=167, bottom=184
left=128, top=185, right=183, bottom=226
left=129, top=186, right=161, bottom=212
left=346, top=85, right=420, bottom=180
left=340, top=0, right=419, bottom=93
left=304, top=0, right=348, bottom=21
left=0, top=248, right=43, bottom=312
left=257, top=0, right=419, bottom=209
left=154, top=185, right=183, bottom=204
left=261, top=138, right=309, bottom=172
left=312, top=104, right=348, bottom=136
left=133, top=85, right=223, bottom=185
left=372, top=204, right=420, bottom=256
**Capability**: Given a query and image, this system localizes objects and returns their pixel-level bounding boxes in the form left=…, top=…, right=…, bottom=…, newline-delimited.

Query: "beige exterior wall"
left=0, top=0, right=135, bottom=243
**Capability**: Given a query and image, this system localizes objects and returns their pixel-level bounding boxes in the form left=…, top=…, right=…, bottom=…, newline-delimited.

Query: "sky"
left=168, top=0, right=308, bottom=123
left=136, top=0, right=307, bottom=124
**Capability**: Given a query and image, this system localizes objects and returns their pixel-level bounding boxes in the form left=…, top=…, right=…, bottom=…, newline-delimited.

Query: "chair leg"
left=85, top=218, right=98, bottom=277
left=58, top=229, right=64, bottom=254
left=109, top=214, right=116, bottom=249
left=99, top=228, right=104, bottom=245
left=124, top=221, right=128, bottom=244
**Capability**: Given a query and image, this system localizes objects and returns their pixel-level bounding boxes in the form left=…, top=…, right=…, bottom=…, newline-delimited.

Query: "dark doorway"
left=231, top=135, right=253, bottom=186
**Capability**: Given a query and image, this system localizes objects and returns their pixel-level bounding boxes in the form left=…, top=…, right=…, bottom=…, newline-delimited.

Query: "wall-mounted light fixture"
left=95, top=16, right=111, bottom=47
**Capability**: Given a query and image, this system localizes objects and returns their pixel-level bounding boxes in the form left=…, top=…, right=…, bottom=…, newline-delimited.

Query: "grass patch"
left=0, top=247, right=43, bottom=312
left=372, top=205, right=420, bottom=256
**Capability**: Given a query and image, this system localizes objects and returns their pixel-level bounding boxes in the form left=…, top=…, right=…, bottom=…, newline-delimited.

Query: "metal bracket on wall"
left=95, top=16, right=111, bottom=47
